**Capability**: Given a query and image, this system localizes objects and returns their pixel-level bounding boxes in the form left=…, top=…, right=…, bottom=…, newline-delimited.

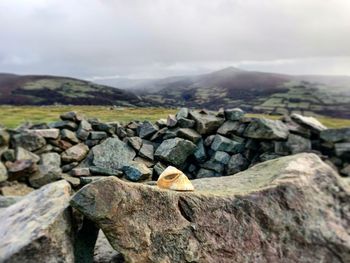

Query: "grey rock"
left=0, top=180, right=74, bottom=263
left=212, top=151, right=230, bottom=165
left=291, top=113, right=327, bottom=132
left=225, top=108, right=245, bottom=121
left=275, top=134, right=312, bottom=155
left=61, top=174, right=81, bottom=187
left=122, top=162, right=152, bottom=182
left=217, top=121, right=240, bottom=135
left=49, top=120, right=78, bottom=131
left=189, top=111, right=225, bottom=135
left=226, top=153, right=249, bottom=175
left=0, top=161, right=8, bottom=182
left=139, top=141, right=154, bottom=161
left=320, top=128, right=350, bottom=143
left=12, top=132, right=46, bottom=151
left=28, top=165, right=62, bottom=188
left=244, top=118, right=289, bottom=140
left=60, top=111, right=82, bottom=122
left=41, top=152, right=61, bottom=168
left=340, top=164, right=350, bottom=177
left=167, top=114, right=177, bottom=127
left=70, top=167, right=91, bottom=177
left=177, top=117, right=195, bottom=128
left=155, top=138, right=196, bottom=167
left=7, top=160, right=37, bottom=181
left=86, top=139, right=100, bottom=148
left=61, top=143, right=89, bottom=163
left=176, top=128, right=202, bottom=143
left=0, top=181, right=34, bottom=196
left=335, top=142, right=350, bottom=157
left=92, top=138, right=136, bottom=170
left=194, top=140, right=207, bottom=163
left=155, top=118, right=167, bottom=128
left=138, top=121, right=158, bottom=139
left=80, top=176, right=106, bottom=186
left=77, top=119, right=92, bottom=140
left=201, top=160, right=225, bottom=173
left=0, top=129, right=10, bottom=146
left=61, top=162, right=79, bottom=173
left=134, top=157, right=154, bottom=168
left=94, top=230, right=123, bottom=263
left=90, top=131, right=108, bottom=140
left=16, top=147, right=40, bottom=163
left=61, top=129, right=79, bottom=144
left=0, top=196, right=22, bottom=208
left=127, top=136, right=143, bottom=151
left=27, top=129, right=60, bottom=139
left=211, top=134, right=244, bottom=154
left=196, top=168, right=219, bottom=178
left=204, top=135, right=215, bottom=147
left=153, top=162, right=167, bottom=179
left=175, top=107, right=189, bottom=120
left=2, top=149, right=15, bottom=162
left=89, top=166, right=123, bottom=177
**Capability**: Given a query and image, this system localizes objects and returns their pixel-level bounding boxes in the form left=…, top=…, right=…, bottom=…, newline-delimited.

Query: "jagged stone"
left=2, top=149, right=15, bottom=162
left=155, top=138, right=196, bottom=167
left=224, top=108, right=244, bottom=121
left=61, top=174, right=81, bottom=187
left=166, top=114, right=177, bottom=127
left=211, top=134, right=244, bottom=154
left=94, top=231, right=123, bottom=263
left=177, top=117, right=195, bottom=128
left=193, top=140, right=206, bottom=163
left=139, top=141, right=154, bottom=161
left=70, top=167, right=90, bottom=177
left=127, top=136, right=143, bottom=151
left=291, top=113, right=327, bottom=132
left=49, top=139, right=73, bottom=150
left=61, top=143, right=89, bottom=163
left=335, top=142, right=350, bottom=157
left=92, top=138, right=136, bottom=170
left=212, top=151, right=230, bottom=165
left=0, top=180, right=74, bottom=263
left=244, top=118, right=289, bottom=140
left=12, top=132, right=46, bottom=152
left=176, top=128, right=201, bottom=143
left=175, top=108, right=189, bottom=120
left=77, top=119, right=92, bottom=140
left=122, top=162, right=152, bottom=182
left=71, top=153, right=350, bottom=263
left=155, top=119, right=167, bottom=128
left=41, top=152, right=61, bottom=168
left=138, top=121, right=158, bottom=139
left=226, top=153, right=249, bottom=175
left=217, top=121, right=240, bottom=136
left=196, top=167, right=219, bottom=178
left=60, top=111, right=82, bottom=122
left=341, top=164, right=350, bottom=177
left=61, top=129, right=79, bottom=144
left=153, top=162, right=167, bottom=179
left=61, top=162, right=79, bottom=173
left=189, top=111, right=224, bottom=135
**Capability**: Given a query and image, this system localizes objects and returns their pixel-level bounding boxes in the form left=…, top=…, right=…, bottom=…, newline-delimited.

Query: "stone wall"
left=0, top=108, right=349, bottom=193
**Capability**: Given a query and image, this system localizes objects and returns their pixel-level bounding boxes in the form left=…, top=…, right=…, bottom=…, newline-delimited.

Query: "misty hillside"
left=0, top=74, right=143, bottom=106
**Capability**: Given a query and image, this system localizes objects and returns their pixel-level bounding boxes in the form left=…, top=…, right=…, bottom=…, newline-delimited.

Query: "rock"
left=291, top=113, right=327, bottom=132
left=0, top=129, right=10, bottom=146
left=153, top=162, right=167, bottom=179
left=320, top=127, right=350, bottom=143
left=86, top=139, right=100, bottom=148
left=217, top=121, right=240, bottom=136
left=27, top=129, right=60, bottom=139
left=201, top=159, right=225, bottom=173
left=176, top=128, right=202, bottom=143
left=12, top=132, right=46, bottom=151
left=71, top=153, right=350, bottom=263
left=175, top=108, right=189, bottom=120
left=127, top=137, right=143, bottom=151
left=6, top=160, right=37, bottom=181
left=49, top=120, right=78, bottom=131
left=28, top=164, right=62, bottom=188
left=70, top=167, right=90, bottom=177
left=15, top=147, right=40, bottom=163
left=166, top=114, right=177, bottom=127
left=80, top=176, right=106, bottom=186
left=204, top=135, right=215, bottom=147
left=0, top=181, right=34, bottom=196
left=196, top=167, right=219, bottom=178
left=211, top=134, right=244, bottom=154
left=177, top=117, right=195, bottom=128
left=274, top=134, right=312, bottom=155
left=189, top=111, right=225, bottom=135
left=155, top=138, right=196, bottom=167
left=212, top=151, right=230, bottom=165
left=61, top=162, right=79, bottom=173
left=244, top=118, right=289, bottom=140
left=226, top=153, right=249, bottom=175
left=193, top=140, right=207, bottom=163
left=61, top=143, right=89, bottom=163
left=225, top=108, right=244, bottom=121
left=89, top=166, right=123, bottom=177
left=94, top=230, right=123, bottom=263
left=49, top=139, right=73, bottom=150
left=0, top=196, right=22, bottom=208
left=0, top=161, right=8, bottom=182
left=134, top=157, right=154, bottom=168
left=0, top=180, right=74, bottom=263
left=92, top=138, right=136, bottom=170
left=61, top=174, right=81, bottom=187
left=77, top=119, right=92, bottom=140
left=341, top=164, right=350, bottom=177
left=60, top=111, right=82, bottom=122
left=335, top=142, right=350, bottom=157
left=61, top=129, right=79, bottom=144
left=138, top=141, right=154, bottom=161
left=138, top=121, right=158, bottom=139
left=2, top=149, right=15, bottom=162
left=122, top=162, right=152, bottom=182
left=41, top=152, right=61, bottom=168
left=90, top=131, right=108, bottom=140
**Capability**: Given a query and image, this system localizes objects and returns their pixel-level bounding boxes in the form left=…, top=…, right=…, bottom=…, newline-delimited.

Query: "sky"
left=0, top=0, right=350, bottom=80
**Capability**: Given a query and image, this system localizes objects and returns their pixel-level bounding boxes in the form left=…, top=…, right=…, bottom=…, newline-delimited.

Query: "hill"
left=124, top=67, right=350, bottom=118
left=0, top=74, right=143, bottom=106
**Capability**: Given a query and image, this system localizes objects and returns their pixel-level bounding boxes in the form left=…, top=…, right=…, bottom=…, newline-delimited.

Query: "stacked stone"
left=0, top=108, right=349, bottom=193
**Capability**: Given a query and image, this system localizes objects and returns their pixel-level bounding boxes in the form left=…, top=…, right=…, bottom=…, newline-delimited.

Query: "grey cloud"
left=0, top=0, right=349, bottom=79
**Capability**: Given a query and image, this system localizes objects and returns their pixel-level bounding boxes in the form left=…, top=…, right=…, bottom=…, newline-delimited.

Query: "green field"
left=0, top=106, right=350, bottom=129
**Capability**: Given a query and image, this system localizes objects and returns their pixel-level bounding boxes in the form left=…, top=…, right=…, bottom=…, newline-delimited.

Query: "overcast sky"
left=1, top=0, right=350, bottom=80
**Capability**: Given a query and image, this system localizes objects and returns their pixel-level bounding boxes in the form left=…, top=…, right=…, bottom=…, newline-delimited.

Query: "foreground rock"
left=0, top=180, right=74, bottom=263
left=71, top=153, right=350, bottom=263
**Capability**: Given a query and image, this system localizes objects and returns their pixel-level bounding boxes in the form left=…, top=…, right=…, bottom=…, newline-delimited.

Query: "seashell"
left=157, top=166, right=194, bottom=191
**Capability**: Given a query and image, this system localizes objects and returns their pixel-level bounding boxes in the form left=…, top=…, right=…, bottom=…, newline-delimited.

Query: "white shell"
left=157, top=166, right=194, bottom=191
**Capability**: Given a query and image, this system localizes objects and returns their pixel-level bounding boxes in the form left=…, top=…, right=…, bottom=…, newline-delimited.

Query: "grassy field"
left=0, top=105, right=350, bottom=129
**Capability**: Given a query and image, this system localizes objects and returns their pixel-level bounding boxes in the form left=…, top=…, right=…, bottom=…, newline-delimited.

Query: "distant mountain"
left=0, top=74, right=143, bottom=106
left=125, top=67, right=350, bottom=118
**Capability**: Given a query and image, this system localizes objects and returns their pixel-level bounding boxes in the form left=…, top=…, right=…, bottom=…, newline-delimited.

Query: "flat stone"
left=127, top=136, right=143, bottom=151
left=27, top=129, right=60, bottom=139
left=211, top=134, right=244, bottom=154
left=0, top=180, right=74, bottom=263
left=217, top=121, right=240, bottom=135
left=225, top=108, right=245, bottom=121
left=61, top=162, right=79, bottom=173
left=60, top=111, right=82, bottom=122
left=77, top=119, right=92, bottom=140
left=61, top=174, right=81, bottom=187
left=291, top=113, right=327, bottom=132
left=320, top=127, right=350, bottom=143
left=167, top=114, right=177, bottom=127
left=196, top=167, right=219, bottom=178
left=89, top=166, right=123, bottom=177
left=61, top=129, right=79, bottom=144
left=92, top=138, right=136, bottom=170
left=41, top=152, right=61, bottom=168
left=12, top=132, right=46, bottom=152
left=176, top=128, right=202, bottom=143
left=193, top=140, right=207, bottom=163
left=177, top=117, right=195, bottom=128
left=61, top=143, right=89, bottom=163
left=138, top=121, right=158, bottom=139
left=139, top=141, right=154, bottom=161
left=16, top=147, right=40, bottom=163
left=70, top=167, right=90, bottom=177
left=244, top=118, right=289, bottom=140
left=155, top=138, right=196, bottom=167
left=49, top=120, right=78, bottom=131
left=189, top=111, right=225, bottom=135
left=71, top=153, right=350, bottom=263
left=212, top=151, right=230, bottom=165
left=90, top=131, right=107, bottom=140
left=122, top=162, right=152, bottom=182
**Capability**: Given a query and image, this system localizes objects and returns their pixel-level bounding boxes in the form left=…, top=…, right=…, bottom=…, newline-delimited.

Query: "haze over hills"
left=1, top=67, right=350, bottom=118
